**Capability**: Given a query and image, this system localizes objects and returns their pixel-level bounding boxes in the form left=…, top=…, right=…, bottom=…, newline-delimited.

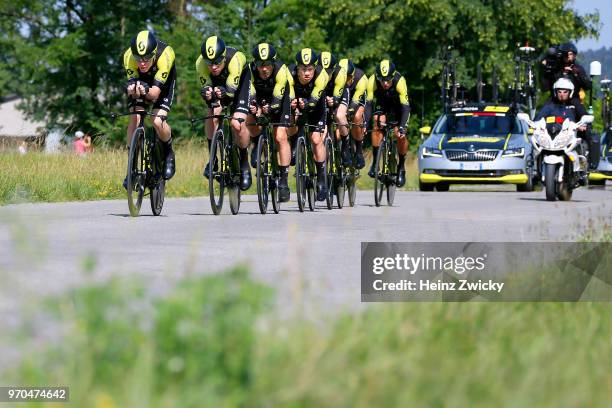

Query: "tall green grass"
left=0, top=143, right=418, bottom=205
left=4, top=265, right=611, bottom=407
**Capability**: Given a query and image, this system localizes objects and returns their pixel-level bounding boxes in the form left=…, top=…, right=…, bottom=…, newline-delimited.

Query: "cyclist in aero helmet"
left=364, top=59, right=411, bottom=187
left=246, top=42, right=294, bottom=202
left=339, top=58, right=368, bottom=169
left=122, top=30, right=177, bottom=189
left=287, top=48, right=331, bottom=201
left=197, top=35, right=254, bottom=191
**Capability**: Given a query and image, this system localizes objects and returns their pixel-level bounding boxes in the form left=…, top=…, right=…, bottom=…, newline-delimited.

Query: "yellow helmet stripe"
left=205, top=36, right=218, bottom=59
left=380, top=60, right=390, bottom=77
left=321, top=51, right=331, bottom=68
left=258, top=43, right=270, bottom=60
left=136, top=31, right=150, bottom=56
left=302, top=48, right=312, bottom=65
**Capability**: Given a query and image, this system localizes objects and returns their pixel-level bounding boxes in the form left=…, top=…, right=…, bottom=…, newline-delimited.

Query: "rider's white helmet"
left=553, top=77, right=575, bottom=98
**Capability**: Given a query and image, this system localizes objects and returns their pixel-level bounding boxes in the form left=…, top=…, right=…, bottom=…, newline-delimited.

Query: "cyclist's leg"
left=336, top=94, right=351, bottom=164
left=126, top=99, right=146, bottom=147
left=369, top=110, right=386, bottom=177
left=230, top=73, right=253, bottom=190
left=308, top=100, right=328, bottom=200
left=152, top=79, right=175, bottom=180
left=352, top=103, right=366, bottom=168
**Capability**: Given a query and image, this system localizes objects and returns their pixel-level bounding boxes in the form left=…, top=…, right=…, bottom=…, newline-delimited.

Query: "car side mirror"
left=419, top=126, right=431, bottom=136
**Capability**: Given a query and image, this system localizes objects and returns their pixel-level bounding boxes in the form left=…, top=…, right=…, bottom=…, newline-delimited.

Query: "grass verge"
left=0, top=143, right=419, bottom=205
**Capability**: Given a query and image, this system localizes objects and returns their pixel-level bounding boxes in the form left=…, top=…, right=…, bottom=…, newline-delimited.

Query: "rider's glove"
left=398, top=126, right=406, bottom=137
left=332, top=96, right=340, bottom=107
left=216, top=86, right=228, bottom=100
left=200, top=86, right=213, bottom=100
left=125, top=78, right=137, bottom=94
left=139, top=82, right=150, bottom=95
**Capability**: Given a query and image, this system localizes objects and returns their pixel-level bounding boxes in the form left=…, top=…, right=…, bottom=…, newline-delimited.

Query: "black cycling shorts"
left=305, top=98, right=327, bottom=132
left=256, top=83, right=291, bottom=127
left=229, top=69, right=252, bottom=115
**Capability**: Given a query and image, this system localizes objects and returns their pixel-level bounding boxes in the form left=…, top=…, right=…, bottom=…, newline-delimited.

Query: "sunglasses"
left=205, top=57, right=225, bottom=66
left=556, top=90, right=570, bottom=94
left=134, top=53, right=155, bottom=63
left=254, top=60, right=273, bottom=68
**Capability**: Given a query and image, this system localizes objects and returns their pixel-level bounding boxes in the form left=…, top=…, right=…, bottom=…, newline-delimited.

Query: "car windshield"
left=434, top=113, right=516, bottom=136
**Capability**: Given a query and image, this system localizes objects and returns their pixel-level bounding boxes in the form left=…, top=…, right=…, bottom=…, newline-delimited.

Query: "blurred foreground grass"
left=0, top=143, right=419, bottom=205
left=4, top=263, right=611, bottom=407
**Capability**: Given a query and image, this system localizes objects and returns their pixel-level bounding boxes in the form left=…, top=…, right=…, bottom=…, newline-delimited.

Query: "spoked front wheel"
left=295, top=137, right=307, bottom=212
left=209, top=130, right=226, bottom=215
left=256, top=133, right=270, bottom=214
left=127, top=128, right=146, bottom=217
left=373, top=141, right=387, bottom=207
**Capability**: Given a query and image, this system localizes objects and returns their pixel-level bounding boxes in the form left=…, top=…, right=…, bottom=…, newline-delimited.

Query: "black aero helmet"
left=318, top=51, right=337, bottom=70
left=252, top=43, right=277, bottom=63
left=339, top=58, right=355, bottom=76
left=375, top=59, right=396, bottom=81
left=201, top=35, right=227, bottom=65
left=559, top=42, right=578, bottom=55
left=295, top=48, right=318, bottom=67
left=131, top=30, right=157, bottom=61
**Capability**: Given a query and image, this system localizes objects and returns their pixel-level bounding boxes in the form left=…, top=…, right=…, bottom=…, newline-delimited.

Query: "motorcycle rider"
left=540, top=42, right=598, bottom=169
left=534, top=77, right=588, bottom=184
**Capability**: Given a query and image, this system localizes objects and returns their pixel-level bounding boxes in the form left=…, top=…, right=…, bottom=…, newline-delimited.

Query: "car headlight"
left=422, top=147, right=443, bottom=158
left=502, top=147, right=525, bottom=158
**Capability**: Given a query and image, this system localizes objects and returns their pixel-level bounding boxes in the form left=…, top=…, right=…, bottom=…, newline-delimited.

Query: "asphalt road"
left=1, top=187, right=610, bottom=307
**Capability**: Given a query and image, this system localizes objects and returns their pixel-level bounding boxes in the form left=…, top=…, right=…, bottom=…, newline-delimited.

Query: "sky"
left=573, top=0, right=611, bottom=51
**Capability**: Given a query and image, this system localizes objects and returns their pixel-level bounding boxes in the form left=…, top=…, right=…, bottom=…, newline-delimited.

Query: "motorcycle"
left=518, top=112, right=594, bottom=201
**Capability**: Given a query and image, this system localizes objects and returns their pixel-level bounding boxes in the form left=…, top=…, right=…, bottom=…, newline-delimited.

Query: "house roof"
left=0, top=97, right=45, bottom=137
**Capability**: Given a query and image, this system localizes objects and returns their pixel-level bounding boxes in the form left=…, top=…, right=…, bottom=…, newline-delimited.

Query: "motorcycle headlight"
left=422, top=147, right=443, bottom=158
left=535, top=131, right=551, bottom=148
left=502, top=147, right=525, bottom=158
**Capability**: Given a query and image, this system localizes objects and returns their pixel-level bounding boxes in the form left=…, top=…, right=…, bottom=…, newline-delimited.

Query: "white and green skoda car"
left=418, top=104, right=536, bottom=191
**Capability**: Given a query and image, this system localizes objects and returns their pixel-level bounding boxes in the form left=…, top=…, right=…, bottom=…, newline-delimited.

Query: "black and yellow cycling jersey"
left=365, top=71, right=410, bottom=128
left=123, top=39, right=177, bottom=112
left=288, top=63, right=330, bottom=109
left=123, top=40, right=176, bottom=88
left=195, top=47, right=247, bottom=99
left=250, top=60, right=293, bottom=111
left=250, top=60, right=293, bottom=126
left=346, top=67, right=368, bottom=110
left=324, top=65, right=348, bottom=103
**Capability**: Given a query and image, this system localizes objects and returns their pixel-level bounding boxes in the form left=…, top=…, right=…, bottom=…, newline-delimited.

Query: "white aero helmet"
left=75, top=131, right=84, bottom=139
left=553, top=77, right=574, bottom=98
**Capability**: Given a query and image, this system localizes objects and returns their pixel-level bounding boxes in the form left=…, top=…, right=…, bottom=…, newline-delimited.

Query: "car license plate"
left=461, top=162, right=482, bottom=171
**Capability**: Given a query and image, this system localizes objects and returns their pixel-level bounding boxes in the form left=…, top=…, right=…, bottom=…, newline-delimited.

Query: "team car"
left=418, top=104, right=536, bottom=191
left=588, top=132, right=612, bottom=186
